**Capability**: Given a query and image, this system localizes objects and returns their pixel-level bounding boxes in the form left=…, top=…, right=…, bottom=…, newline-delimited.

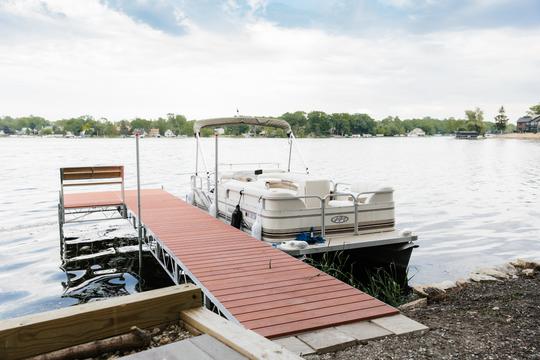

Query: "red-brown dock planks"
left=63, top=189, right=399, bottom=338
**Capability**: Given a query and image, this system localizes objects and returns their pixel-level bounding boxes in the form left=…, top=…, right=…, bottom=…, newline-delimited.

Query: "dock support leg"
left=135, top=133, right=143, bottom=291
left=58, top=203, right=65, bottom=261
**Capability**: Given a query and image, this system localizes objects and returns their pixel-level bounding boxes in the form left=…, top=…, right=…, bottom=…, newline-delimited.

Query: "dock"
left=61, top=188, right=399, bottom=338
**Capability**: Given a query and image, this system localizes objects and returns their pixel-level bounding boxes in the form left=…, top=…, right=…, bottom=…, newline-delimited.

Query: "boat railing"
left=191, top=174, right=392, bottom=238
left=191, top=174, right=213, bottom=192
left=219, top=162, right=281, bottom=170
left=333, top=182, right=351, bottom=192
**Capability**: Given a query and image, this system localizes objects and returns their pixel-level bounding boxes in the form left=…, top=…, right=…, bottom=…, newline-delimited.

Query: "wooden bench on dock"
left=58, top=166, right=127, bottom=254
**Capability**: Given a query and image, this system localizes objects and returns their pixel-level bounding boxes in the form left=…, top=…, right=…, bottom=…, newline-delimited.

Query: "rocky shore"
left=306, top=259, right=540, bottom=360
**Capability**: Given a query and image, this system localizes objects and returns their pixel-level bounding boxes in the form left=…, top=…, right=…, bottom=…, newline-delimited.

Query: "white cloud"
left=0, top=0, right=539, bottom=122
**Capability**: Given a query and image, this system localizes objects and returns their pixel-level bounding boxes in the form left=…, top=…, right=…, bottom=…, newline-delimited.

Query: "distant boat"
left=455, top=131, right=483, bottom=139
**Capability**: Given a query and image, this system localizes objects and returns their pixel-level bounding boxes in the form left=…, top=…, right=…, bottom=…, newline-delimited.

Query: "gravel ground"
left=97, top=322, right=193, bottom=359
left=306, top=272, right=540, bottom=360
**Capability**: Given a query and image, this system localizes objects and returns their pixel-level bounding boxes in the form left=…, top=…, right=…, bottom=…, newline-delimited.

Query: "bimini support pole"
left=214, top=131, right=219, bottom=218
left=290, top=133, right=309, bottom=174
left=135, top=132, right=143, bottom=290
left=195, top=133, right=199, bottom=176
left=287, top=132, right=293, bottom=172
left=195, top=133, right=210, bottom=189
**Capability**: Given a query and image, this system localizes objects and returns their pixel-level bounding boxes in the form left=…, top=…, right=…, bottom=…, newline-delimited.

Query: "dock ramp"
left=62, top=189, right=399, bottom=338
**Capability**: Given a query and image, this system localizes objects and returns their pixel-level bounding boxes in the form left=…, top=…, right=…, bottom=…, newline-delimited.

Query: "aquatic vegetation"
left=305, top=251, right=409, bottom=307
left=304, top=251, right=357, bottom=287
left=360, top=265, right=409, bottom=307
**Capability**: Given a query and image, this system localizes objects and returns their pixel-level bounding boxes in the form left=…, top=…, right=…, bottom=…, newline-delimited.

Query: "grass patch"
left=305, top=251, right=409, bottom=307
left=360, top=266, right=408, bottom=307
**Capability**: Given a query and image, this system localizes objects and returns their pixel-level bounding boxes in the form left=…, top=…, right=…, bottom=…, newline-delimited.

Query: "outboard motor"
left=231, top=205, right=243, bottom=229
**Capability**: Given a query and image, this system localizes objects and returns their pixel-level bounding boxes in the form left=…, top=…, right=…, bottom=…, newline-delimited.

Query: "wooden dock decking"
left=63, top=189, right=399, bottom=338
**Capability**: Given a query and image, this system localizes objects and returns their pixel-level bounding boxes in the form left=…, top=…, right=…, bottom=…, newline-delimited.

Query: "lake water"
left=1, top=137, right=539, bottom=320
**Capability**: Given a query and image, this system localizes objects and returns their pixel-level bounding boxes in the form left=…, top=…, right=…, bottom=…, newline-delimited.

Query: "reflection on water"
left=0, top=137, right=539, bottom=319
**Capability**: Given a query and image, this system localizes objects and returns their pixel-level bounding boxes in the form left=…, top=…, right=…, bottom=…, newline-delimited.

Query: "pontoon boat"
left=189, top=117, right=417, bottom=285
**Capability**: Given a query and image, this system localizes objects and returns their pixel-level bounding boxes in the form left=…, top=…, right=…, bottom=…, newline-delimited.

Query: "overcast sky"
left=1, top=0, right=539, bottom=122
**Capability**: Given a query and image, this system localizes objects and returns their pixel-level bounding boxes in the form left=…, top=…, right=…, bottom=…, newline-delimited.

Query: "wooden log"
left=0, top=285, right=201, bottom=360
left=28, top=327, right=151, bottom=360
left=180, top=308, right=301, bottom=360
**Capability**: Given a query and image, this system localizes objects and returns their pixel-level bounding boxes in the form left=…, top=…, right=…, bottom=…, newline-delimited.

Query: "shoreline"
left=306, top=259, right=540, bottom=359
left=495, top=133, right=540, bottom=140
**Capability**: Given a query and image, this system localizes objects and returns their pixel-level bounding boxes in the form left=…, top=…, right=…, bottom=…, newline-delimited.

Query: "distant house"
left=517, top=116, right=532, bottom=132
left=408, top=128, right=426, bottom=137
left=529, top=116, right=540, bottom=133
left=149, top=128, right=160, bottom=137
left=164, top=129, right=175, bottom=138
left=516, top=115, right=540, bottom=133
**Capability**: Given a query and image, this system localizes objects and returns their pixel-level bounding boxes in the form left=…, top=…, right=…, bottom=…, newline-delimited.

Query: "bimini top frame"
left=193, top=116, right=308, bottom=176
left=192, top=116, right=308, bottom=219
left=193, top=116, right=292, bottom=135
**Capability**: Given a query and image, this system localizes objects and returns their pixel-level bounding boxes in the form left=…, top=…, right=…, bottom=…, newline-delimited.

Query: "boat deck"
left=63, top=189, right=399, bottom=338
left=282, top=230, right=417, bottom=256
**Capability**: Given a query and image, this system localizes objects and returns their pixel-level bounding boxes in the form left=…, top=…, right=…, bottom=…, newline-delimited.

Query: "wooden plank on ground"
left=0, top=285, right=202, bottom=360
left=180, top=308, right=302, bottom=360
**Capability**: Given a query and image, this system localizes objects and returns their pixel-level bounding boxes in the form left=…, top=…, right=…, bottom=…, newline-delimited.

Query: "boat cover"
left=193, top=117, right=292, bottom=134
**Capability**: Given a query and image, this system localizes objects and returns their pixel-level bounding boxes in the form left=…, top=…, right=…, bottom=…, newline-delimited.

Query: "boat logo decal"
left=330, top=215, right=349, bottom=224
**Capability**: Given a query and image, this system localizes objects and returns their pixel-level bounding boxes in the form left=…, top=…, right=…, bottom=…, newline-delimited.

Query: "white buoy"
left=251, top=201, right=263, bottom=240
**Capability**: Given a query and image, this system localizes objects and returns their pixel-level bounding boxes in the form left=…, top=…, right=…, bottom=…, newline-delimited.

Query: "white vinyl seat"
left=328, top=200, right=354, bottom=207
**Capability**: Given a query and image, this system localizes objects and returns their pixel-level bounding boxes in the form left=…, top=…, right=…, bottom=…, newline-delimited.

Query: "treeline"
left=0, top=114, right=193, bottom=137
left=280, top=111, right=513, bottom=137
left=0, top=110, right=517, bottom=137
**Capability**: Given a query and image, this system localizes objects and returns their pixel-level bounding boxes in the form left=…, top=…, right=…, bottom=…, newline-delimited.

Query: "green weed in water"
left=360, top=265, right=407, bottom=307
left=305, top=251, right=408, bottom=307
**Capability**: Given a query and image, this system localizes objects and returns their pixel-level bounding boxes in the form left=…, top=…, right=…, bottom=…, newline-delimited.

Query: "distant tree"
left=330, top=113, right=351, bottom=136
left=152, top=117, right=168, bottom=135
left=377, top=116, right=404, bottom=136
left=167, top=114, right=188, bottom=135
left=527, top=101, right=540, bottom=116
left=494, top=106, right=509, bottom=133
left=349, top=114, right=376, bottom=135
left=465, top=107, right=486, bottom=134
left=130, top=118, right=152, bottom=132
left=224, top=124, right=250, bottom=136
left=118, top=120, right=131, bottom=136
left=280, top=111, right=307, bottom=136
left=307, top=111, right=332, bottom=136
